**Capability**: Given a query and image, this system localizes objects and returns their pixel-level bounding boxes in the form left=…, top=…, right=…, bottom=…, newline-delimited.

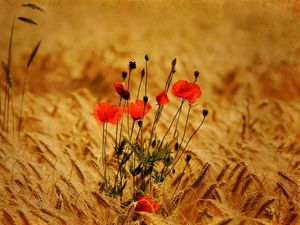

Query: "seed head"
left=122, top=71, right=127, bottom=80
left=186, top=154, right=192, bottom=162
left=129, top=61, right=136, bottom=71
left=175, top=142, right=179, bottom=151
left=194, top=71, right=199, bottom=79
left=141, top=68, right=145, bottom=78
left=145, top=54, right=150, bottom=61
left=203, top=109, right=208, bottom=117
left=138, top=120, right=143, bottom=128
left=151, top=140, right=156, bottom=148
left=143, top=96, right=148, bottom=104
left=172, top=58, right=177, bottom=67
left=172, top=67, right=176, bottom=74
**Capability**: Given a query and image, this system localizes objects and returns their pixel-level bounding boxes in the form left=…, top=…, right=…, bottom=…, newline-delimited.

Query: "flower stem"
left=164, top=59, right=176, bottom=92
left=173, top=104, right=191, bottom=163
left=159, top=100, right=184, bottom=148
left=166, top=115, right=206, bottom=177
left=102, top=123, right=106, bottom=181
left=104, top=122, right=108, bottom=181
left=119, top=100, right=127, bottom=145
left=173, top=159, right=189, bottom=196
left=127, top=70, right=132, bottom=140
left=136, top=70, right=144, bottom=100
left=115, top=97, right=122, bottom=146
left=173, top=101, right=184, bottom=138
left=145, top=60, right=148, bottom=97
left=18, top=69, right=28, bottom=141
left=130, top=120, right=135, bottom=143
left=148, top=105, right=162, bottom=150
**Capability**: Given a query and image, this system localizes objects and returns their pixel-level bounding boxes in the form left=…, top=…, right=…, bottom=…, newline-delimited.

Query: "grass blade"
left=18, top=17, right=38, bottom=25
left=27, top=41, right=41, bottom=69
left=22, top=3, right=44, bottom=12
left=1, top=61, right=12, bottom=88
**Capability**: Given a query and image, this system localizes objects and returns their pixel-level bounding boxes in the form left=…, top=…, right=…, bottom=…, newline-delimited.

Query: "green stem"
left=159, top=100, right=185, bottom=148
left=145, top=61, right=148, bottom=97
left=166, top=115, right=206, bottom=177
left=18, top=70, right=28, bottom=141
left=119, top=100, right=127, bottom=145
left=136, top=72, right=144, bottom=100
left=173, top=160, right=189, bottom=196
left=173, top=101, right=183, bottom=138
left=173, top=104, right=191, bottom=163
left=115, top=97, right=122, bottom=146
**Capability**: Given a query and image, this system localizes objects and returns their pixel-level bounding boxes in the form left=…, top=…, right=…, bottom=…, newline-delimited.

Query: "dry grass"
left=1, top=0, right=300, bottom=224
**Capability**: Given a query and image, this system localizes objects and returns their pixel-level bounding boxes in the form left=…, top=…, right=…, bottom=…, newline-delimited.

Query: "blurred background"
left=1, top=0, right=299, bottom=102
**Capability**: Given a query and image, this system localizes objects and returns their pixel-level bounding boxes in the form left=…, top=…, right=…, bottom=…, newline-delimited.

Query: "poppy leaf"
left=18, top=17, right=38, bottom=25
left=27, top=41, right=41, bottom=69
left=22, top=3, right=44, bottom=12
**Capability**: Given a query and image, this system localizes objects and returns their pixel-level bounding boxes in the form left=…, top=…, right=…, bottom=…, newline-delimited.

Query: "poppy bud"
left=114, top=82, right=130, bottom=100
left=203, top=109, right=208, bottom=117
left=122, top=71, right=127, bottom=80
left=141, top=68, right=145, bottom=78
left=172, top=58, right=177, bottom=67
left=129, top=61, right=136, bottom=71
left=143, top=96, right=148, bottom=104
left=151, top=140, right=156, bottom=148
left=164, top=156, right=173, bottom=166
left=175, top=142, right=179, bottom=151
left=145, top=54, right=150, bottom=61
left=194, top=71, right=199, bottom=79
left=186, top=154, right=191, bottom=162
left=138, top=120, right=143, bottom=128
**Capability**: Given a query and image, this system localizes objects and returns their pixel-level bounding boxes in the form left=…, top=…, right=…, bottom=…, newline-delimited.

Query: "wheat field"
left=0, top=0, right=300, bottom=224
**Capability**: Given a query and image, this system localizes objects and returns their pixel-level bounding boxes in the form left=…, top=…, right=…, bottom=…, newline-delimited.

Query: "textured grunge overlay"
left=0, top=1, right=300, bottom=224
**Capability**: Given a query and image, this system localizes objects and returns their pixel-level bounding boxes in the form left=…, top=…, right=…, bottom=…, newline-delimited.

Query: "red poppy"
left=156, top=90, right=169, bottom=105
left=136, top=196, right=160, bottom=213
left=124, top=99, right=151, bottom=120
left=94, top=102, right=122, bottom=124
left=171, top=80, right=201, bottom=103
left=114, top=82, right=130, bottom=100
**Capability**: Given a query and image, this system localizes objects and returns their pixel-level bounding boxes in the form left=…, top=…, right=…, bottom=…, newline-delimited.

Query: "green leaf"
left=131, top=164, right=143, bottom=176
left=18, top=17, right=38, bottom=25
left=151, top=144, right=170, bottom=163
left=114, top=139, right=127, bottom=155
left=22, top=3, right=44, bottom=11
left=120, top=152, right=132, bottom=166
left=140, top=179, right=149, bottom=192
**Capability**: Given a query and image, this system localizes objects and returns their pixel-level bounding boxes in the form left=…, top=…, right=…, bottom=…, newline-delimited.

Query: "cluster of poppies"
left=94, top=80, right=201, bottom=124
left=93, top=58, right=204, bottom=214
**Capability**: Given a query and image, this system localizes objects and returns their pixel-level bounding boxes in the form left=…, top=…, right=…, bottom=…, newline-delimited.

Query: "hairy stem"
left=166, top=115, right=206, bottom=176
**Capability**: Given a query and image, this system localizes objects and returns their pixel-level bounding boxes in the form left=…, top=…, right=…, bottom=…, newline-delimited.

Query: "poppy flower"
left=114, top=82, right=130, bottom=100
left=171, top=80, right=201, bottom=103
left=124, top=99, right=151, bottom=120
left=156, top=90, right=169, bottom=105
left=135, top=196, right=160, bottom=213
left=94, top=102, right=122, bottom=124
